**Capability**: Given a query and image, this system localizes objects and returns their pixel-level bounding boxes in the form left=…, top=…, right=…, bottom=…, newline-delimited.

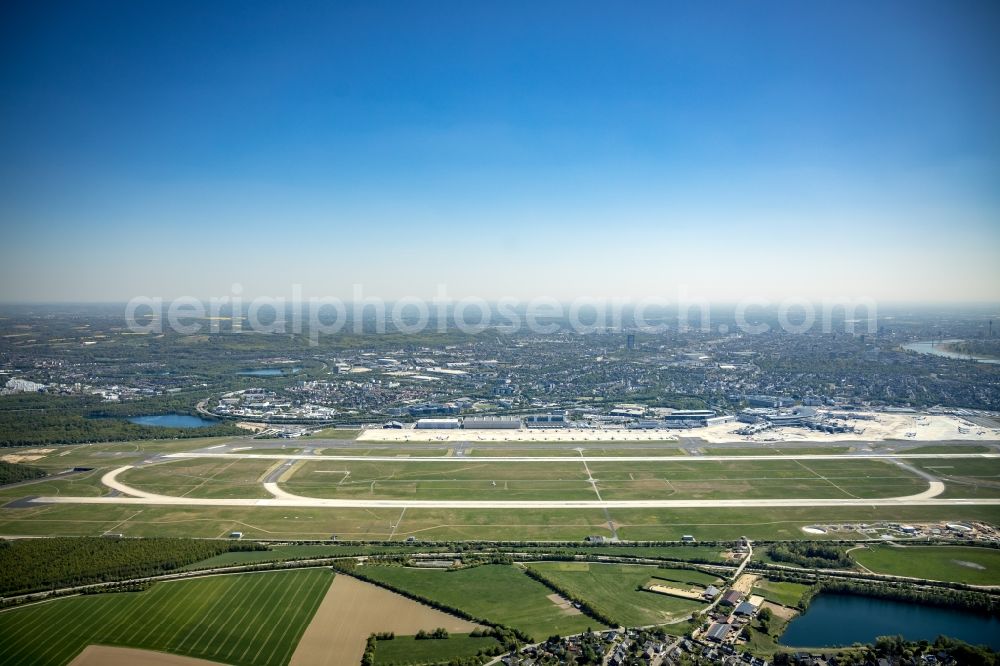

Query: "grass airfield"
left=2, top=434, right=999, bottom=541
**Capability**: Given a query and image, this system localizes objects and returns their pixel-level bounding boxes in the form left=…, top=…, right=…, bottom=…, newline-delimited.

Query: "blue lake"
left=780, top=593, right=1000, bottom=649
left=127, top=414, right=216, bottom=428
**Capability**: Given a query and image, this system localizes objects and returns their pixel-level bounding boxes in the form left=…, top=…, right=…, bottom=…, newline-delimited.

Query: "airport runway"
left=25, top=462, right=1000, bottom=510
left=163, top=452, right=1000, bottom=463
left=34, top=492, right=1000, bottom=510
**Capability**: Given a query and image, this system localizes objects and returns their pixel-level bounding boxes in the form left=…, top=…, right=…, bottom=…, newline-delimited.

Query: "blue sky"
left=1, top=1, right=998, bottom=302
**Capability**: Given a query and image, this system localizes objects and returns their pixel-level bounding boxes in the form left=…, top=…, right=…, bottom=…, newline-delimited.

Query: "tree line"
left=0, top=460, right=47, bottom=485
left=0, top=537, right=266, bottom=596
left=805, top=578, right=1000, bottom=615
left=767, top=542, right=853, bottom=569
left=329, top=561, right=528, bottom=646
left=772, top=634, right=999, bottom=666
left=523, top=566, right=618, bottom=628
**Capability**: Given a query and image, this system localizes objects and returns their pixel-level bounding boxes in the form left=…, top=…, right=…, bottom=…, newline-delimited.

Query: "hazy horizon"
left=2, top=2, right=998, bottom=303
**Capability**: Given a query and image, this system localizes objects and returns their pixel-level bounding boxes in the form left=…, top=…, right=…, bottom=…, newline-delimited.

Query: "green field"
left=120, top=458, right=277, bottom=499
left=282, top=459, right=596, bottom=501
left=302, top=428, right=360, bottom=440
left=318, top=447, right=452, bottom=456
left=610, top=505, right=1000, bottom=541
left=3, top=498, right=1000, bottom=543
left=702, top=447, right=851, bottom=456
left=374, top=634, right=500, bottom=665
left=749, top=579, right=812, bottom=607
left=465, top=448, right=585, bottom=457
left=0, top=569, right=331, bottom=666
left=850, top=544, right=1000, bottom=585
left=358, top=564, right=599, bottom=639
left=275, top=456, right=930, bottom=502
left=649, top=566, right=722, bottom=587
left=527, top=562, right=709, bottom=627
left=588, top=458, right=927, bottom=501
left=0, top=467, right=110, bottom=500
left=581, top=447, right=684, bottom=456
left=906, top=445, right=991, bottom=454
left=912, top=458, right=1000, bottom=499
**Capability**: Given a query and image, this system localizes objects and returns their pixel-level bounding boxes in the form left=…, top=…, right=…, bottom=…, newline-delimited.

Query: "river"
left=237, top=366, right=303, bottom=376
left=903, top=340, right=1000, bottom=365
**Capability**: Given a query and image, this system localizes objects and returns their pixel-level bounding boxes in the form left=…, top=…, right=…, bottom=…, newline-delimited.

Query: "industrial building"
left=629, top=419, right=665, bottom=429
left=665, top=409, right=716, bottom=422
left=414, top=418, right=461, bottom=429
left=525, top=413, right=569, bottom=428
left=765, top=406, right=818, bottom=426
left=744, top=395, right=795, bottom=408
left=408, top=402, right=460, bottom=417
left=609, top=405, right=646, bottom=418
left=462, top=415, right=521, bottom=429
left=658, top=410, right=737, bottom=428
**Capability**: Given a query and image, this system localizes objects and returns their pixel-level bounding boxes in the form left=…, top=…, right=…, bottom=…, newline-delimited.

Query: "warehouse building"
left=745, top=395, right=795, bottom=408
left=415, top=418, right=461, bottom=429
left=462, top=415, right=522, bottom=429
left=525, top=413, right=569, bottom=428
left=408, top=402, right=460, bottom=417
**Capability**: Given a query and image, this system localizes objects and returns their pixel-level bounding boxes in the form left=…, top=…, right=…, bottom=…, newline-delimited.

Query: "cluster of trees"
left=752, top=566, right=999, bottom=615
left=82, top=580, right=151, bottom=595
left=0, top=396, right=242, bottom=446
left=361, top=634, right=378, bottom=666
left=0, top=460, right=47, bottom=485
left=0, top=393, right=240, bottom=447
left=369, top=627, right=509, bottom=666
left=454, top=553, right=513, bottom=569
left=523, top=567, right=618, bottom=627
left=542, top=629, right=607, bottom=665
left=472, top=626, right=522, bottom=654
left=0, top=537, right=266, bottom=595
left=808, top=578, right=1000, bottom=614
left=755, top=605, right=774, bottom=634
left=415, top=628, right=450, bottom=640
left=767, top=542, right=852, bottom=569
left=772, top=635, right=999, bottom=666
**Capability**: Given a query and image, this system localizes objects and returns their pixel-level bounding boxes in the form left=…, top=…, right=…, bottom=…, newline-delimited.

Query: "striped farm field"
left=0, top=569, right=332, bottom=666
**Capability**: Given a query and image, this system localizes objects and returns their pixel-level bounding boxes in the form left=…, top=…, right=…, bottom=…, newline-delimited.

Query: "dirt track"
left=289, top=574, right=479, bottom=666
